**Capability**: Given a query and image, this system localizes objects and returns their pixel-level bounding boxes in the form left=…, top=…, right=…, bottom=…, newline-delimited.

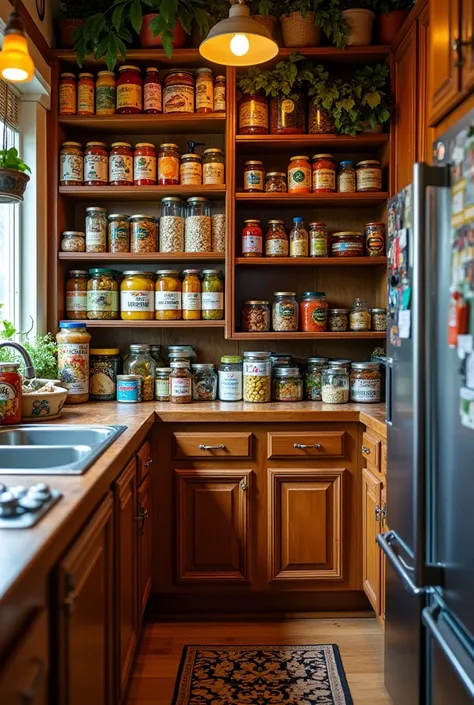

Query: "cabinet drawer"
left=137, top=439, right=153, bottom=483
left=267, top=432, right=345, bottom=459
left=362, top=432, right=381, bottom=470
left=173, top=432, right=252, bottom=459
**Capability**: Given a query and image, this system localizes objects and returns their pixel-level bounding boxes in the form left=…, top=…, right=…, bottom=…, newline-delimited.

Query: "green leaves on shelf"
left=278, top=0, right=350, bottom=49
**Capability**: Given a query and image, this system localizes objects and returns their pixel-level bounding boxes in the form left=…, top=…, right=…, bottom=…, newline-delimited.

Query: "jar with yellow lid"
left=96, top=71, right=116, bottom=115
left=155, top=270, right=182, bottom=320
left=120, top=271, right=155, bottom=321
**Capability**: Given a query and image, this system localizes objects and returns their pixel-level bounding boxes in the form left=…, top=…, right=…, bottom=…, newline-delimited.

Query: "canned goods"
left=116, top=375, right=141, bottom=403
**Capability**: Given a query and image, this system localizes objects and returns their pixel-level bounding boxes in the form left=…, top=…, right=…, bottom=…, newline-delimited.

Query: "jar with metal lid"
left=214, top=75, right=226, bottom=112
left=107, top=214, right=130, bottom=253
left=218, top=355, right=242, bottom=401
left=356, top=160, right=382, bottom=192
left=244, top=161, right=264, bottom=192
left=180, top=152, right=202, bottom=186
left=272, top=367, right=303, bottom=402
left=270, top=354, right=293, bottom=368
left=242, top=219, right=262, bottom=257
left=265, top=220, right=288, bottom=257
left=134, top=143, right=157, bottom=185
left=96, top=71, right=116, bottom=116
left=109, top=142, right=133, bottom=185
left=130, top=214, right=158, bottom=253
left=163, top=71, right=195, bottom=113
left=337, top=160, right=356, bottom=193
left=155, top=270, right=182, bottom=320
left=85, top=207, right=107, bottom=252
left=66, top=270, right=88, bottom=320
left=192, top=363, right=217, bottom=400
left=185, top=197, right=211, bottom=252
left=371, top=308, right=387, bottom=331
left=84, top=142, right=108, bottom=185
left=57, top=322, right=91, bottom=404
left=59, top=72, right=76, bottom=115
left=290, top=217, right=308, bottom=257
left=309, top=222, right=328, bottom=257
left=350, top=298, right=371, bottom=331
left=328, top=308, right=349, bottom=332
left=265, top=171, right=287, bottom=192
left=211, top=213, right=225, bottom=252
left=170, top=361, right=193, bottom=404
left=168, top=345, right=196, bottom=364
left=117, top=65, right=142, bottom=114
left=160, top=196, right=185, bottom=251
left=300, top=292, right=328, bottom=332
left=77, top=72, right=94, bottom=115
left=350, top=362, right=381, bottom=403
left=203, top=148, right=225, bottom=185
left=312, top=154, right=336, bottom=193
left=124, top=344, right=156, bottom=401
left=305, top=358, right=328, bottom=401
left=117, top=375, right=141, bottom=403
left=144, top=67, right=162, bottom=113
left=158, top=143, right=179, bottom=185
left=121, top=271, right=155, bottom=321
left=182, top=269, right=201, bottom=320
left=196, top=67, right=214, bottom=113
left=243, top=351, right=271, bottom=403
left=238, top=93, right=268, bottom=134
left=89, top=348, right=121, bottom=401
left=288, top=155, right=311, bottom=193
left=61, top=231, right=85, bottom=252
left=155, top=367, right=172, bottom=402
left=328, top=359, right=351, bottom=371
left=150, top=345, right=166, bottom=367
left=331, top=231, right=364, bottom=257
left=202, top=269, right=224, bottom=320
left=322, top=367, right=349, bottom=404
left=87, top=268, right=119, bottom=320
left=365, top=222, right=385, bottom=256
left=272, top=292, right=298, bottom=332
left=241, top=300, right=270, bottom=332
left=60, top=142, right=83, bottom=185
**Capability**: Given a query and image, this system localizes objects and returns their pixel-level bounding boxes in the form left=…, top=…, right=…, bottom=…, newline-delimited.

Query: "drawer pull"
left=240, top=480, right=248, bottom=491
left=20, top=657, right=45, bottom=703
left=199, top=444, right=226, bottom=451
left=294, top=443, right=321, bottom=450
left=144, top=459, right=153, bottom=467
left=375, top=504, right=386, bottom=522
left=362, top=445, right=371, bottom=455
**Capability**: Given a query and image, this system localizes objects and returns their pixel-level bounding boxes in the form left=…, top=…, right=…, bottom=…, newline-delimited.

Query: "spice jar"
left=322, top=367, right=349, bottom=404
left=170, top=361, right=193, bottom=403
left=192, top=363, right=217, bottom=401
left=185, top=197, right=211, bottom=252
left=350, top=362, right=381, bottom=403
left=337, top=160, right=356, bottom=193
left=328, top=359, right=351, bottom=371
left=117, top=375, right=141, bottom=403
left=289, top=217, right=308, bottom=257
left=155, top=367, right=172, bottom=402
left=202, top=269, right=224, bottom=320
left=371, top=308, right=387, bottom=331
left=331, top=231, right=364, bottom=257
left=134, top=143, right=157, bottom=185
left=211, top=213, right=225, bottom=252
left=328, top=308, right=349, bottom=332
left=272, top=367, right=303, bottom=402
left=89, top=348, right=121, bottom=401
left=214, top=75, right=226, bottom=113
left=84, top=142, right=108, bottom=186
left=309, top=222, right=328, bottom=257
left=218, top=355, right=242, bottom=401
left=365, top=222, right=385, bottom=256
left=130, top=214, right=158, bottom=253
left=107, top=214, right=130, bottom=253
left=350, top=298, right=371, bottom=331
left=109, top=142, right=133, bottom=185
left=117, top=65, right=142, bottom=114
left=244, top=160, right=264, bottom=192
left=182, top=269, right=201, bottom=320
left=160, top=196, right=185, bottom=252
left=57, top=321, right=91, bottom=404
left=96, top=71, right=116, bottom=115
left=61, top=231, right=85, bottom=252
left=66, top=270, right=88, bottom=320
left=87, top=268, right=119, bottom=320
left=288, top=155, right=311, bottom=193
left=242, top=219, right=262, bottom=257
left=305, top=358, right=328, bottom=401
left=300, top=292, right=328, bottom=332
left=155, top=270, right=182, bottom=321
left=241, top=300, right=270, bottom=332
left=163, top=70, right=195, bottom=113
left=121, top=271, right=155, bottom=321
left=356, top=160, right=382, bottom=192
left=150, top=345, right=166, bottom=367
left=196, top=67, right=214, bottom=113
left=238, top=93, right=268, bottom=134
left=243, top=351, right=271, bottom=403
left=265, top=171, right=287, bottom=192
left=85, top=207, right=107, bottom=252
left=168, top=345, right=196, bottom=364
left=312, top=154, right=336, bottom=193
left=158, top=143, right=179, bottom=185
left=77, top=72, right=94, bottom=115
left=265, top=220, right=288, bottom=257
left=180, top=152, right=202, bottom=186
left=144, top=67, right=162, bottom=113
left=272, top=292, right=298, bottom=332
left=124, top=344, right=156, bottom=401
left=60, top=142, right=83, bottom=185
left=59, top=72, right=76, bottom=115
left=203, top=148, right=225, bottom=185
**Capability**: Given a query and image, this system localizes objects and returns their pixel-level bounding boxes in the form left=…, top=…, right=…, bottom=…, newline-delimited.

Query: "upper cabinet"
left=394, top=25, right=418, bottom=193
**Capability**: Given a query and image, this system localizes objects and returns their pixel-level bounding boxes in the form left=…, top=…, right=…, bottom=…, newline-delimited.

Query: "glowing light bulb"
left=230, top=33, right=249, bottom=57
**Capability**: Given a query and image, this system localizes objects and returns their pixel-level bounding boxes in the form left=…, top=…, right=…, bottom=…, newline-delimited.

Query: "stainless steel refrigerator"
left=378, top=108, right=474, bottom=705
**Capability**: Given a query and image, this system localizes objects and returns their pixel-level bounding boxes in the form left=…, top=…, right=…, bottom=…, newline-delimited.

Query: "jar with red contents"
left=300, top=292, right=328, bottom=332
left=0, top=362, right=22, bottom=425
left=158, top=143, right=179, bottom=185
left=242, top=219, right=263, bottom=257
left=109, top=142, right=133, bottom=186
left=134, top=143, right=156, bottom=185
left=84, top=142, right=108, bottom=186
left=77, top=72, right=94, bottom=115
left=144, top=67, right=162, bottom=113
left=117, top=65, right=142, bottom=114
left=312, top=154, right=336, bottom=193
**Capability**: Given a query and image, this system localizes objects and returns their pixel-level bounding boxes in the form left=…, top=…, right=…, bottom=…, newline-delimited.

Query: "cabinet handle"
left=199, top=444, right=226, bottom=451
left=294, top=443, right=321, bottom=450
left=362, top=445, right=371, bottom=455
left=19, top=657, right=45, bottom=704
left=375, top=504, right=384, bottom=522
left=453, top=36, right=474, bottom=67
left=144, top=459, right=153, bottom=467
left=135, top=502, right=147, bottom=534
left=64, top=590, right=79, bottom=615
left=240, top=480, right=248, bottom=491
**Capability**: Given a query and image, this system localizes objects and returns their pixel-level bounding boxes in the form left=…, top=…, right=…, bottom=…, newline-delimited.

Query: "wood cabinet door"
left=362, top=468, right=382, bottom=614
left=394, top=24, right=417, bottom=193
left=268, top=468, right=345, bottom=582
left=175, top=469, right=252, bottom=582
left=417, top=2, right=431, bottom=164
left=57, top=493, right=114, bottom=705
left=114, top=458, right=138, bottom=702
left=380, top=486, right=388, bottom=624
left=462, top=0, right=474, bottom=93
left=138, top=473, right=152, bottom=619
left=429, top=0, right=461, bottom=125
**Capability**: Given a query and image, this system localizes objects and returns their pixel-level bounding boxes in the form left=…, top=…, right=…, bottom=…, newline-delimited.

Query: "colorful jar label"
left=78, top=84, right=94, bottom=113
left=134, top=155, right=156, bottom=181
left=121, top=290, right=154, bottom=312
left=218, top=370, right=242, bottom=401
left=0, top=381, right=19, bottom=421
left=311, top=307, right=328, bottom=329
left=290, top=238, right=308, bottom=257
left=117, top=84, right=142, bottom=111
left=278, top=304, right=296, bottom=320
left=266, top=239, right=288, bottom=256
left=144, top=83, right=162, bottom=112
left=214, top=86, right=225, bottom=112
left=180, top=161, right=202, bottom=185
left=350, top=378, right=380, bottom=402
left=96, top=86, right=115, bottom=114
left=155, top=377, right=170, bottom=399
left=310, top=236, right=328, bottom=257
left=171, top=377, right=192, bottom=397
left=313, top=168, right=335, bottom=191
left=84, top=154, right=108, bottom=183
left=60, top=84, right=75, bottom=113
left=338, top=172, right=356, bottom=193
left=332, top=241, right=363, bottom=255
left=243, top=360, right=271, bottom=376
left=109, top=154, right=133, bottom=183
left=163, top=84, right=194, bottom=113
left=87, top=290, right=118, bottom=312
left=288, top=165, right=311, bottom=192
left=117, top=379, right=140, bottom=402
left=239, top=100, right=268, bottom=129
left=109, top=224, right=129, bottom=245
left=182, top=292, right=201, bottom=310
left=58, top=342, right=89, bottom=395
left=60, top=154, right=83, bottom=183
left=203, top=162, right=224, bottom=185
left=196, top=79, right=213, bottom=111
left=155, top=291, right=181, bottom=310
left=357, top=168, right=382, bottom=190
left=66, top=291, right=87, bottom=312
left=242, top=235, right=262, bottom=254
left=86, top=228, right=106, bottom=247
left=366, top=232, right=385, bottom=255
left=202, top=292, right=223, bottom=310
left=158, top=155, right=179, bottom=182
left=244, top=170, right=264, bottom=191
left=90, top=361, right=116, bottom=400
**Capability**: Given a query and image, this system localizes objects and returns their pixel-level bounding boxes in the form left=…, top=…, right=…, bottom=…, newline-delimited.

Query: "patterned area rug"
left=172, top=644, right=353, bottom=704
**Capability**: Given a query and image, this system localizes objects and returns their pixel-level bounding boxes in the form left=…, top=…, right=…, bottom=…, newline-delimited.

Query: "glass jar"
left=309, top=222, right=328, bottom=257
left=272, top=292, right=298, bottom=332
left=289, top=217, right=308, bottom=257
left=182, top=269, right=201, bottom=320
left=170, top=361, right=192, bottom=403
left=185, top=197, right=211, bottom=252
left=124, top=344, right=156, bottom=401
left=77, top=72, right=94, bottom=115
left=288, top=155, right=311, bottom=193
left=66, top=270, right=88, bottom=320
left=331, top=231, right=364, bottom=257
left=244, top=160, right=264, bottom=192
left=270, top=91, right=306, bottom=134
left=0, top=362, right=21, bottom=425
left=158, top=143, right=179, bottom=185
left=196, top=67, right=214, bottom=113
left=322, top=367, right=349, bottom=404
left=117, top=65, right=142, bottom=114
left=308, top=101, right=335, bottom=134
left=328, top=359, right=351, bottom=371
left=243, top=351, right=271, bottom=403
left=59, top=72, right=76, bottom=115
left=160, top=196, right=185, bottom=252
left=163, top=70, right=195, bottom=113
left=265, top=220, right=288, bottom=257
left=371, top=308, right=387, bottom=331
left=120, top=271, right=155, bottom=321
left=89, top=348, right=121, bottom=401
left=241, top=300, right=270, bottom=332
left=270, top=354, right=293, bottom=368
left=203, top=148, right=225, bottom=185
left=272, top=367, right=303, bottom=402
left=192, top=363, right=217, bottom=400
left=300, top=291, right=328, bottom=332
left=107, top=214, right=130, bottom=253
left=155, top=269, right=182, bottom=320
left=305, top=358, right=328, bottom=401
left=60, top=142, right=83, bottom=185
left=218, top=355, right=242, bottom=401
left=109, top=142, right=133, bottom=185
left=150, top=345, right=166, bottom=367
left=168, top=345, right=195, bottom=365
left=242, top=219, right=262, bottom=257
left=202, top=269, right=224, bottom=320
left=134, top=143, right=157, bottom=186
left=57, top=321, right=91, bottom=404
left=84, top=142, right=108, bottom=186
left=85, top=207, right=107, bottom=253
left=155, top=367, right=172, bottom=402
left=211, top=213, right=225, bottom=252
left=350, top=298, right=371, bottom=331
left=116, top=375, right=141, bottom=403
left=180, top=152, right=202, bottom=186
left=96, top=71, right=116, bottom=116
left=365, top=222, right=385, bottom=256
left=238, top=93, right=268, bottom=134
left=337, top=160, right=356, bottom=193
left=350, top=362, right=381, bottom=403
left=87, top=268, right=119, bottom=320
left=214, top=75, right=226, bottom=113
left=312, top=153, right=336, bottom=193
left=61, top=231, right=85, bottom=252
left=130, top=214, right=158, bottom=253
left=356, top=159, right=382, bottom=192
left=328, top=308, right=349, bottom=332
left=265, top=171, right=287, bottom=192
left=144, top=67, right=162, bottom=113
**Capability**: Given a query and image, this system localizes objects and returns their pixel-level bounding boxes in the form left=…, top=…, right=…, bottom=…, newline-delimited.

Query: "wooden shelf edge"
left=231, top=332, right=386, bottom=340
left=58, top=185, right=227, bottom=201
left=235, top=192, right=389, bottom=201
left=84, top=320, right=226, bottom=328
left=234, top=257, right=387, bottom=266
left=234, top=134, right=389, bottom=144
left=59, top=252, right=225, bottom=262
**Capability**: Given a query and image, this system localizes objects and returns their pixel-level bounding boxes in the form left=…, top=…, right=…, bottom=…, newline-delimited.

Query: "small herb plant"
left=354, top=62, right=392, bottom=130
left=0, top=316, right=58, bottom=380
left=0, top=148, right=31, bottom=174
left=238, top=52, right=312, bottom=101
left=277, top=0, right=349, bottom=49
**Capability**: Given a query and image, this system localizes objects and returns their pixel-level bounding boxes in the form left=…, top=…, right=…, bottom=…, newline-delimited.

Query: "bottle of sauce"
left=144, top=67, right=162, bottom=113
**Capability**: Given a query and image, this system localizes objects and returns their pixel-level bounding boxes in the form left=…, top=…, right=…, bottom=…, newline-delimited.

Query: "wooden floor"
left=126, top=617, right=391, bottom=704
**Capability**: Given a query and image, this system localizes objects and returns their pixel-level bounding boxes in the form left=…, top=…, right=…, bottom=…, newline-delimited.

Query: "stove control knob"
left=0, top=483, right=7, bottom=494
left=28, top=483, right=51, bottom=501
left=19, top=495, right=44, bottom=511
left=0, top=491, right=19, bottom=516
left=9, top=485, right=28, bottom=498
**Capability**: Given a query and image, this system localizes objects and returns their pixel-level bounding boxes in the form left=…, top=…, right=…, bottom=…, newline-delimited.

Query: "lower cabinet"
left=362, top=465, right=388, bottom=619
left=138, top=472, right=152, bottom=619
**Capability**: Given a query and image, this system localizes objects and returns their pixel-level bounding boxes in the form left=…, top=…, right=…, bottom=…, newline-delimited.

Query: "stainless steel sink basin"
left=0, top=425, right=126, bottom=475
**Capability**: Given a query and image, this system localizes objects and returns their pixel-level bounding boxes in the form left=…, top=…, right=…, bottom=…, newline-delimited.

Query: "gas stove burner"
left=0, top=482, right=62, bottom=528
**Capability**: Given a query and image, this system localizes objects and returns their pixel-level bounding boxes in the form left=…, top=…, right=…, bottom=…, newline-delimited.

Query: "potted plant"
left=278, top=0, right=348, bottom=49
left=354, top=62, right=392, bottom=131
left=56, top=0, right=107, bottom=49
left=0, top=147, right=30, bottom=204
left=340, top=0, right=375, bottom=45
left=191, top=0, right=228, bottom=46
left=248, top=0, right=280, bottom=40
left=331, top=81, right=361, bottom=135
left=306, top=64, right=338, bottom=133
left=374, top=0, right=414, bottom=44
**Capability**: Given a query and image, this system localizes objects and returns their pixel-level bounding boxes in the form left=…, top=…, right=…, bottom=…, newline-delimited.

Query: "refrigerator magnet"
left=459, top=386, right=474, bottom=429
left=398, top=310, right=411, bottom=339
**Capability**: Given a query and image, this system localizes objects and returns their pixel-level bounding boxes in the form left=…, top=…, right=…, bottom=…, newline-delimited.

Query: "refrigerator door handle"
left=377, top=530, right=426, bottom=595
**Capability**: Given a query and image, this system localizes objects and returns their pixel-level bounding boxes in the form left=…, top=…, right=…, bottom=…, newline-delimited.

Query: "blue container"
left=116, top=375, right=141, bottom=403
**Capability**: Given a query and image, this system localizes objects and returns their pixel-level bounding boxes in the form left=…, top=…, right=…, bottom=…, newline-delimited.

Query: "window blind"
left=0, top=80, right=20, bottom=132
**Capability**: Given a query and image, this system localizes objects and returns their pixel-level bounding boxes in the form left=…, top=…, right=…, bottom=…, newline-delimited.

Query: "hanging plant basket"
left=0, top=168, right=30, bottom=203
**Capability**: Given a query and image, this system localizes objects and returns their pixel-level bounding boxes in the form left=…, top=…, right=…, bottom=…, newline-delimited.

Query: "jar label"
left=338, top=171, right=356, bottom=193
left=239, top=100, right=268, bottom=129
left=134, top=155, right=156, bottom=182
left=214, top=86, right=225, bottom=112
left=87, top=290, right=118, bottom=312
left=182, top=292, right=201, bottom=310
left=311, top=307, right=328, bottom=328
left=357, top=168, right=382, bottom=190
left=244, top=170, right=263, bottom=190
left=96, top=86, right=115, bottom=114
left=243, top=360, right=271, bottom=376
left=366, top=233, right=384, bottom=254
left=180, top=161, right=202, bottom=185
left=313, top=168, right=335, bottom=191
left=350, top=378, right=380, bottom=402
left=202, top=292, right=223, bottom=310
left=117, top=83, right=142, bottom=110
left=60, top=154, right=83, bottom=183
left=281, top=98, right=294, bottom=114
left=203, top=162, right=225, bottom=185
left=78, top=84, right=94, bottom=113
left=350, top=311, right=371, bottom=331
left=155, top=291, right=181, bottom=310
left=66, top=291, right=87, bottom=312
left=58, top=342, right=89, bottom=395
left=218, top=370, right=242, bottom=401
left=266, top=238, right=288, bottom=256
left=86, top=228, right=106, bottom=247
left=144, top=83, right=162, bottom=112
left=0, top=382, right=19, bottom=419
left=332, top=241, right=363, bottom=255
left=310, top=236, right=328, bottom=257
left=288, top=165, right=311, bottom=191
left=171, top=377, right=192, bottom=397
left=121, top=290, right=154, bottom=312
left=84, top=154, right=108, bottom=184
left=278, top=304, right=296, bottom=319
left=109, top=224, right=129, bottom=244
left=117, top=380, right=140, bottom=402
left=196, top=79, right=213, bottom=111
left=158, top=155, right=179, bottom=182
left=90, top=361, right=116, bottom=398
left=60, top=84, right=75, bottom=113
left=109, top=154, right=133, bottom=183
left=155, top=377, right=170, bottom=398
left=242, top=234, right=262, bottom=254
left=163, top=84, right=194, bottom=113
left=290, top=238, right=308, bottom=257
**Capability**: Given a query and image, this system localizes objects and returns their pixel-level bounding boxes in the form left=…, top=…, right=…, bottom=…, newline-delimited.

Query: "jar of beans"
left=272, top=292, right=298, bottom=332
left=371, top=308, right=387, bottom=331
left=241, top=300, right=270, bottom=332
left=322, top=367, right=349, bottom=404
left=328, top=308, right=349, bottom=332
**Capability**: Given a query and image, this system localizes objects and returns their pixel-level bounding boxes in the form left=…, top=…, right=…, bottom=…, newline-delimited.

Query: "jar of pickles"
left=203, top=148, right=225, bottom=185
left=130, top=215, right=158, bottom=253
left=309, top=222, right=328, bottom=257
left=155, top=367, right=172, bottom=402
left=158, top=143, right=179, bottom=185
left=202, top=269, right=224, bottom=320
left=182, top=269, right=201, bottom=320
left=85, top=207, right=107, bottom=253
left=328, top=308, right=349, bottom=332
left=87, top=269, right=119, bottom=320
left=66, top=270, right=88, bottom=320
left=124, top=344, right=155, bottom=401
left=192, top=363, right=217, bottom=401
left=243, top=351, right=271, bottom=403
left=96, top=71, right=116, bottom=116
left=120, top=271, right=155, bottom=321
left=272, top=367, right=303, bottom=402
left=155, top=270, right=182, bottom=320
left=305, top=358, right=328, bottom=401
left=350, top=298, right=371, bottom=331
left=265, top=220, right=288, bottom=257
left=107, top=214, right=130, bottom=253
left=242, top=219, right=262, bottom=257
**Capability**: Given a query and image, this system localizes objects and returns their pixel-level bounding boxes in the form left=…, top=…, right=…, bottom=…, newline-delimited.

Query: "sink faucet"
left=0, top=342, right=35, bottom=379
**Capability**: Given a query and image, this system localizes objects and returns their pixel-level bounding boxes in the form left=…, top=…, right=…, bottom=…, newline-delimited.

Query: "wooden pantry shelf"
left=58, top=113, right=226, bottom=135
left=235, top=192, right=389, bottom=206
left=59, top=252, right=225, bottom=263
left=276, top=46, right=391, bottom=63
left=58, top=185, right=226, bottom=201
left=235, top=257, right=387, bottom=267
left=234, top=133, right=389, bottom=154
left=84, top=320, right=226, bottom=328
left=231, top=331, right=386, bottom=340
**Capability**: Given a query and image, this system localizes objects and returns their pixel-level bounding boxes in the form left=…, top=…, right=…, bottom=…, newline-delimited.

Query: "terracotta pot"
left=280, top=11, right=321, bottom=48
left=139, top=14, right=187, bottom=49
left=0, top=169, right=29, bottom=204
left=57, top=18, right=85, bottom=49
left=341, top=8, right=375, bottom=46
left=360, top=121, right=383, bottom=133
left=253, top=15, right=278, bottom=41
left=377, top=10, right=409, bottom=44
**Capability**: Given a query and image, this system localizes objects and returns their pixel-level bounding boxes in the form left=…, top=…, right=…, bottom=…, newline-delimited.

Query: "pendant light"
left=0, top=2, right=34, bottom=83
left=199, top=0, right=278, bottom=67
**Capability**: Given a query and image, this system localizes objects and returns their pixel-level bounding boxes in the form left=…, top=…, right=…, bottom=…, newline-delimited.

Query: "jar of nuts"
left=61, top=231, right=85, bottom=252
left=350, top=298, right=371, bottom=331
left=243, top=351, right=271, bottom=403
left=272, top=292, right=299, bottom=332
left=241, top=300, right=270, bottom=332
left=87, top=268, right=119, bottom=320
left=272, top=367, right=303, bottom=402
left=328, top=308, right=349, bottom=332
left=85, top=207, right=107, bottom=253
left=371, top=307, right=387, bottom=331
left=130, top=214, right=158, bottom=253
left=321, top=366, right=349, bottom=404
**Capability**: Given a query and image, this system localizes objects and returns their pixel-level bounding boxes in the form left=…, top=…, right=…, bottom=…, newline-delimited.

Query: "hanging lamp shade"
left=199, top=0, right=278, bottom=67
left=0, top=11, right=34, bottom=83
